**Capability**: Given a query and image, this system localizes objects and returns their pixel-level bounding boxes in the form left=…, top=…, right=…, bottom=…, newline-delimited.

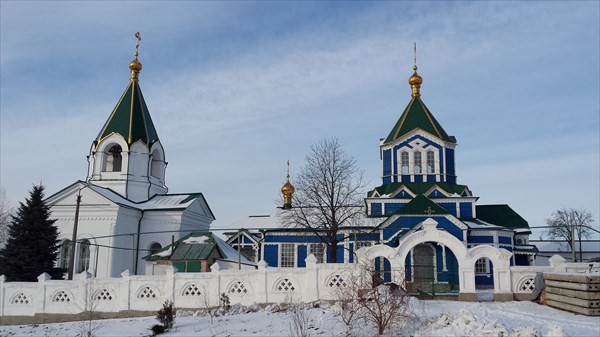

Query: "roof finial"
left=408, top=42, right=422, bottom=97
left=413, top=42, right=417, bottom=69
left=129, top=32, right=143, bottom=82
left=281, top=160, right=295, bottom=209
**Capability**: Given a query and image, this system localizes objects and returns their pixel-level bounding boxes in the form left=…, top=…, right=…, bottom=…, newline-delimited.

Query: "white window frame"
left=401, top=151, right=409, bottom=174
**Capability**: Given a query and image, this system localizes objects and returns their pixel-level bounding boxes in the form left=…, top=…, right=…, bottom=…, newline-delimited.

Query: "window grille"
left=414, top=151, right=422, bottom=174
left=309, top=243, right=325, bottom=263
left=475, top=258, right=488, bottom=273
left=401, top=152, right=409, bottom=174
left=280, top=243, right=295, bottom=268
left=427, top=151, right=435, bottom=174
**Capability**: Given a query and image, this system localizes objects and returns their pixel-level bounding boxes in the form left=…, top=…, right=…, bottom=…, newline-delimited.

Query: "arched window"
left=59, top=240, right=72, bottom=270
left=149, top=242, right=162, bottom=255
left=150, top=150, right=162, bottom=178
left=475, top=257, right=489, bottom=273
left=401, top=152, right=409, bottom=174
left=413, top=151, right=422, bottom=174
left=103, top=145, right=122, bottom=172
left=427, top=151, right=435, bottom=174
left=77, top=239, right=90, bottom=273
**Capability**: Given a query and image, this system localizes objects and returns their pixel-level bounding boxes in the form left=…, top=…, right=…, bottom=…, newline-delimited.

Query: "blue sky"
left=1, top=1, right=599, bottom=238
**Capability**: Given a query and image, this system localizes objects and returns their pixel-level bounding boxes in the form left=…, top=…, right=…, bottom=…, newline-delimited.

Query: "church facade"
left=228, top=63, right=538, bottom=293
left=46, top=39, right=215, bottom=278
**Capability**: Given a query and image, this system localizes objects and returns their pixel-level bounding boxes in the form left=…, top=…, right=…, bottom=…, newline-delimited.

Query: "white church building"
left=46, top=40, right=215, bottom=278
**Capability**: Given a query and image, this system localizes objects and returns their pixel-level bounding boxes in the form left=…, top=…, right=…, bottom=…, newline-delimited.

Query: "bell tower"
left=86, top=32, right=168, bottom=202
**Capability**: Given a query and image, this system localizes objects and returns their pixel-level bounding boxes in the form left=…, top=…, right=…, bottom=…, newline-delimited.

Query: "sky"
left=1, top=1, right=599, bottom=239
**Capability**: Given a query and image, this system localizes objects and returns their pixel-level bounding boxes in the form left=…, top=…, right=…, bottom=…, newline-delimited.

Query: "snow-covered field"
left=1, top=300, right=598, bottom=337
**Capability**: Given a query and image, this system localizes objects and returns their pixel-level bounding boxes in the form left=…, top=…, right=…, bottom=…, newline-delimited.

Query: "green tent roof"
left=96, top=81, right=159, bottom=146
left=476, top=205, right=530, bottom=230
left=368, top=182, right=471, bottom=198
left=384, top=96, right=455, bottom=144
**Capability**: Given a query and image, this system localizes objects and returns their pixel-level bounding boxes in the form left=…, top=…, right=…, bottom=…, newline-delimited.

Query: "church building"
left=228, top=61, right=538, bottom=293
left=46, top=36, right=215, bottom=278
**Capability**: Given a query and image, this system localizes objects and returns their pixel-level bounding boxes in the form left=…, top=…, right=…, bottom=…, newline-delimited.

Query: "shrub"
left=156, top=300, right=176, bottom=331
left=150, top=324, right=165, bottom=336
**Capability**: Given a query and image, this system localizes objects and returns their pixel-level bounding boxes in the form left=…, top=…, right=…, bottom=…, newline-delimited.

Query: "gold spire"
left=281, top=160, right=295, bottom=209
left=408, top=42, right=422, bottom=97
left=129, top=32, right=143, bottom=82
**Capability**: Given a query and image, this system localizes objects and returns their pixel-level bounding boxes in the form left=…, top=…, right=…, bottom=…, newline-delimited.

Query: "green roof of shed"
left=476, top=205, right=530, bottom=230
left=96, top=80, right=159, bottom=146
left=384, top=96, right=455, bottom=144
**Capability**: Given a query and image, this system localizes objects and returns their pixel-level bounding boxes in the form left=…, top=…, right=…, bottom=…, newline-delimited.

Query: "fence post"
left=257, top=260, right=268, bottom=303
left=165, top=266, right=176, bottom=306
left=37, top=273, right=51, bottom=315
left=304, top=254, right=319, bottom=302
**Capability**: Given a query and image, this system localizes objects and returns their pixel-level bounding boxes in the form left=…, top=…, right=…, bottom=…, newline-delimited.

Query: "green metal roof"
left=170, top=243, right=216, bottom=261
left=476, top=205, right=530, bottom=230
left=384, top=96, right=455, bottom=144
left=96, top=81, right=159, bottom=146
left=368, top=182, right=471, bottom=198
left=392, top=194, right=450, bottom=216
left=144, top=232, right=222, bottom=261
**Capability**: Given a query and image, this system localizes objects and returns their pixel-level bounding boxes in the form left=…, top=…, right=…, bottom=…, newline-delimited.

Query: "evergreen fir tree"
left=0, top=185, right=63, bottom=281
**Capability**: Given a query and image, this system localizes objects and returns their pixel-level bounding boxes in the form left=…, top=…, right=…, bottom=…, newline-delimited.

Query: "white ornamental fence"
left=1, top=254, right=598, bottom=319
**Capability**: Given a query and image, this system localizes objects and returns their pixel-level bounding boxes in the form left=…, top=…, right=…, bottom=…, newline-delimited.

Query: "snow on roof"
left=462, top=219, right=506, bottom=230
left=87, top=183, right=201, bottom=211
left=220, top=208, right=384, bottom=232
left=530, top=240, right=600, bottom=253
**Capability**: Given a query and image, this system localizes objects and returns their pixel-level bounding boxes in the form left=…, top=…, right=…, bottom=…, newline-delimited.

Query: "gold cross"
left=424, top=206, right=435, bottom=215
left=134, top=32, right=141, bottom=58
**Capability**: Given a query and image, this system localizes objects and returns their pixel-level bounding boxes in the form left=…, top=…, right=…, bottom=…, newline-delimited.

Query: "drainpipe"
left=133, top=210, right=145, bottom=275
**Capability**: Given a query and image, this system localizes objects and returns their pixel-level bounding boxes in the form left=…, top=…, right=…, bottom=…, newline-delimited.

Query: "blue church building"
left=227, top=62, right=538, bottom=293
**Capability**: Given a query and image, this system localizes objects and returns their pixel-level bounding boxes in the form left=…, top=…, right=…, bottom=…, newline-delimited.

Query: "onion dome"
left=281, top=161, right=295, bottom=209
left=409, top=65, right=422, bottom=97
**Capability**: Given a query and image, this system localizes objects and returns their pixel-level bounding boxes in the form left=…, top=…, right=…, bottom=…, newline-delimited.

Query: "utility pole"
left=68, top=192, right=82, bottom=280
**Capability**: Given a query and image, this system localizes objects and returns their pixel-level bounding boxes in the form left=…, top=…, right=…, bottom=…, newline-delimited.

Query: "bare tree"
left=0, top=188, right=12, bottom=250
left=281, top=138, right=366, bottom=263
left=332, top=261, right=418, bottom=336
left=545, top=207, right=594, bottom=262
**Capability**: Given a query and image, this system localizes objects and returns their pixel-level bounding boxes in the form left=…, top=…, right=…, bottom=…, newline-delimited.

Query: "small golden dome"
left=281, top=177, right=295, bottom=195
left=408, top=65, right=422, bottom=97
left=129, top=59, right=142, bottom=81
left=408, top=65, right=422, bottom=86
left=129, top=59, right=143, bottom=72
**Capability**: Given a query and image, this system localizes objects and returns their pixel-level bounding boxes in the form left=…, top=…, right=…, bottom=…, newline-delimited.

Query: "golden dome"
left=281, top=176, right=295, bottom=195
left=129, top=59, right=142, bottom=81
left=281, top=161, right=295, bottom=209
left=408, top=65, right=422, bottom=97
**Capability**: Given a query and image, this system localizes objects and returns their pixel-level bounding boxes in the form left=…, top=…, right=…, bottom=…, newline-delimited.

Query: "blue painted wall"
left=297, top=245, right=307, bottom=268
left=437, top=202, right=457, bottom=216
left=498, top=236, right=512, bottom=244
left=459, top=202, right=473, bottom=218
left=468, top=236, right=494, bottom=244
left=371, top=203, right=382, bottom=216
left=264, top=245, right=278, bottom=267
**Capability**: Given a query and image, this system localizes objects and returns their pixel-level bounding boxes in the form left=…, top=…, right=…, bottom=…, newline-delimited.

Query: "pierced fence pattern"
left=182, top=283, right=202, bottom=296
left=326, top=274, right=347, bottom=288
left=518, top=278, right=535, bottom=293
left=137, top=286, right=158, bottom=299
left=274, top=278, right=296, bottom=292
left=95, top=289, right=114, bottom=301
left=11, top=293, right=30, bottom=305
left=52, top=290, right=71, bottom=303
left=228, top=281, right=248, bottom=294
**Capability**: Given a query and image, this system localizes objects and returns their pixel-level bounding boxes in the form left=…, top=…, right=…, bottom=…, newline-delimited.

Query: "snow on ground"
left=1, top=300, right=598, bottom=337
